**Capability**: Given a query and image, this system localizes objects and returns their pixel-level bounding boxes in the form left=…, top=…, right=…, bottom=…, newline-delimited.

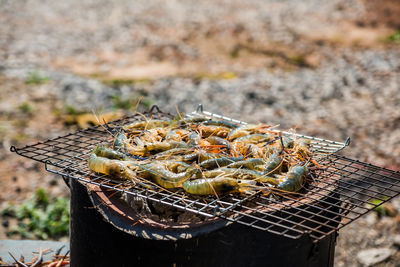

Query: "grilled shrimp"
left=227, top=158, right=265, bottom=170
left=235, top=134, right=272, bottom=144
left=206, top=136, right=231, bottom=148
left=262, top=153, right=282, bottom=175
left=183, top=151, right=223, bottom=163
left=93, top=145, right=129, bottom=160
left=154, top=148, right=193, bottom=159
left=230, top=142, right=262, bottom=158
left=96, top=114, right=322, bottom=195
left=203, top=168, right=263, bottom=180
left=113, top=132, right=128, bottom=151
left=282, top=137, right=294, bottom=149
left=183, top=177, right=261, bottom=195
left=88, top=154, right=137, bottom=181
left=293, top=139, right=312, bottom=160
left=227, top=128, right=250, bottom=141
left=128, top=141, right=188, bottom=155
left=182, top=177, right=239, bottom=195
left=165, top=130, right=182, bottom=142
left=182, top=116, right=209, bottom=124
left=145, top=141, right=174, bottom=153
left=228, top=124, right=269, bottom=141
left=187, top=132, right=201, bottom=147
left=136, top=128, right=165, bottom=143
left=197, top=125, right=231, bottom=138
left=167, top=161, right=191, bottom=173
left=136, top=163, right=201, bottom=188
left=277, top=165, right=308, bottom=192
left=123, top=120, right=171, bottom=131
left=199, top=156, right=244, bottom=169
left=201, top=120, right=238, bottom=129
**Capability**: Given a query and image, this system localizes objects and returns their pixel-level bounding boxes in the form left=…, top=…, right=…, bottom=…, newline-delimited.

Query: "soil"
left=1, top=0, right=400, bottom=266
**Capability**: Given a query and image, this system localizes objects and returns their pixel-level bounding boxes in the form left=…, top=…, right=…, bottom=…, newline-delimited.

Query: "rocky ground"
left=1, top=0, right=400, bottom=266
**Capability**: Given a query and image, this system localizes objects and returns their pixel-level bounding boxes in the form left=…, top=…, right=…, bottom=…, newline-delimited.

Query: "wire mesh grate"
left=10, top=105, right=400, bottom=242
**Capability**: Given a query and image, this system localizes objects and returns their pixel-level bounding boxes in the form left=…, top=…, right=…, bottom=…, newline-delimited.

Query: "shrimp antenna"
left=278, top=132, right=285, bottom=155
left=92, top=109, right=116, bottom=138
left=262, top=137, right=279, bottom=147
left=136, top=111, right=150, bottom=122
left=207, top=176, right=220, bottom=200
left=175, top=104, right=184, bottom=121
left=134, top=96, right=144, bottom=112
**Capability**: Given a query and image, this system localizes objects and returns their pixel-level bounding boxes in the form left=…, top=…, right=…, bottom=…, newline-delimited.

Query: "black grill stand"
left=70, top=179, right=337, bottom=267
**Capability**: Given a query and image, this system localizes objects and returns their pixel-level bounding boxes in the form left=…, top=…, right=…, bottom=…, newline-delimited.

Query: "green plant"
left=111, top=95, right=135, bottom=110
left=26, top=70, right=50, bottom=85
left=108, top=79, right=134, bottom=87
left=2, top=188, right=70, bottom=240
left=18, top=102, right=35, bottom=114
left=388, top=30, right=400, bottom=43
left=64, top=105, right=86, bottom=115
left=141, top=97, right=155, bottom=109
left=13, top=132, right=30, bottom=142
left=103, top=78, right=152, bottom=87
left=288, top=55, right=307, bottom=67
left=369, top=196, right=395, bottom=217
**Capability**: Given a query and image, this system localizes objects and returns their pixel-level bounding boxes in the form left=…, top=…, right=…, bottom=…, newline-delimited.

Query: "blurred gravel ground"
left=1, top=0, right=400, bottom=266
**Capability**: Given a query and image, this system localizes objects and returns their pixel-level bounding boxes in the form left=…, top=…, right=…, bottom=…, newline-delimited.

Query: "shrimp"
left=136, top=163, right=201, bottom=188
left=235, top=134, right=272, bottom=144
left=182, top=116, right=209, bottom=124
left=199, top=156, right=244, bottom=170
left=93, top=145, right=129, bottom=160
left=113, top=132, right=128, bottom=151
left=183, top=177, right=262, bottom=195
left=154, top=148, right=193, bottom=159
left=282, top=136, right=295, bottom=149
left=165, top=130, right=182, bottom=142
left=227, top=128, right=250, bottom=141
left=123, top=120, right=171, bottom=131
left=292, top=139, right=312, bottom=160
left=227, top=158, right=265, bottom=170
left=182, top=177, right=240, bottom=195
left=168, top=161, right=191, bottom=173
left=137, top=128, right=166, bottom=143
left=256, top=176, right=280, bottom=186
left=206, top=136, right=231, bottom=148
left=277, top=165, right=308, bottom=192
left=228, top=124, right=270, bottom=141
left=197, top=125, right=231, bottom=138
left=203, top=168, right=263, bottom=180
left=229, top=142, right=262, bottom=158
left=88, top=154, right=137, bottom=181
left=202, top=120, right=238, bottom=129
left=168, top=141, right=190, bottom=149
left=128, top=141, right=188, bottom=155
left=175, top=129, right=191, bottom=139
left=183, top=151, right=223, bottom=163
left=187, top=132, right=201, bottom=147
left=262, top=153, right=282, bottom=175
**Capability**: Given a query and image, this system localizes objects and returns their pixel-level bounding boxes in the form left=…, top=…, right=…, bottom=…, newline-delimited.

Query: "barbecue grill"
left=10, top=104, right=400, bottom=266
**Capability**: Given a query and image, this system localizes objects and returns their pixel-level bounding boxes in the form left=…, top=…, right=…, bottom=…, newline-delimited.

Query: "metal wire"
left=10, top=105, right=400, bottom=242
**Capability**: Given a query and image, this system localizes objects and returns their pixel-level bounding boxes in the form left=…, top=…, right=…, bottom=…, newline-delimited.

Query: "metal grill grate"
left=10, top=105, right=400, bottom=242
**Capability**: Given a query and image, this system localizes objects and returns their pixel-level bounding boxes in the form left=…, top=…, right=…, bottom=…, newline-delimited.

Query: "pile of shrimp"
left=88, top=115, right=321, bottom=197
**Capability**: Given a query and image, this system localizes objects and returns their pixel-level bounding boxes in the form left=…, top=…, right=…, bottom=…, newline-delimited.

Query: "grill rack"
left=10, top=105, right=400, bottom=242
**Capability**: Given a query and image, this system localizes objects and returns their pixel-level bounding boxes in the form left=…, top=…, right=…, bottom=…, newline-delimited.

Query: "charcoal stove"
left=10, top=104, right=400, bottom=267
